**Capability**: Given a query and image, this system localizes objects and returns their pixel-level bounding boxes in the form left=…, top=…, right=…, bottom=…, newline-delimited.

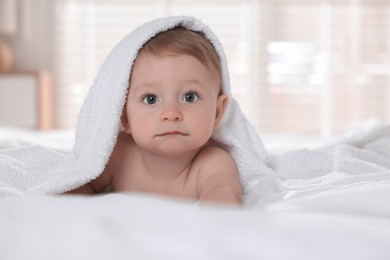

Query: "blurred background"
left=1, top=0, right=390, bottom=139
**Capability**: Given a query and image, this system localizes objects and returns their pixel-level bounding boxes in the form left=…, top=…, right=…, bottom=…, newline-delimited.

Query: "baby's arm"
left=66, top=131, right=133, bottom=195
left=66, top=168, right=112, bottom=194
left=66, top=182, right=95, bottom=194
left=196, top=146, right=242, bottom=205
left=66, top=135, right=124, bottom=194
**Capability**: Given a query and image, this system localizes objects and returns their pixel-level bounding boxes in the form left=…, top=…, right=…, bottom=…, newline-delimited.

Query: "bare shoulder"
left=195, top=144, right=235, bottom=169
left=195, top=143, right=243, bottom=205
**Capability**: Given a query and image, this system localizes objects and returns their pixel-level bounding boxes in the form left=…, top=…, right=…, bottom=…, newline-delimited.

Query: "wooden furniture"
left=0, top=71, right=53, bottom=130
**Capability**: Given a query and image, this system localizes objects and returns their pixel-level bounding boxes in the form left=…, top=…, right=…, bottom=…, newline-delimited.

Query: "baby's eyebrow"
left=181, top=79, right=204, bottom=86
left=130, top=82, right=157, bottom=92
left=132, top=79, right=205, bottom=90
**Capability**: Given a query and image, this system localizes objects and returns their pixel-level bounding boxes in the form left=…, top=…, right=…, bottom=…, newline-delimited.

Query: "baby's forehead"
left=132, top=50, right=222, bottom=92
left=132, top=53, right=213, bottom=80
left=134, top=27, right=222, bottom=82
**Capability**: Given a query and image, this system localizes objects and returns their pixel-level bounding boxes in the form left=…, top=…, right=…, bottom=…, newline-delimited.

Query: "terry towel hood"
left=0, top=16, right=281, bottom=196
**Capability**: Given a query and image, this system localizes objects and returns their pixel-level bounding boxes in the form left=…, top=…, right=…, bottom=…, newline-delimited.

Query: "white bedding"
left=0, top=183, right=389, bottom=260
left=1, top=125, right=390, bottom=260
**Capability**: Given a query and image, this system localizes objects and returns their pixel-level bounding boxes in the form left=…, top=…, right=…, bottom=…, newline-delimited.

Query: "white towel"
left=0, top=16, right=280, bottom=196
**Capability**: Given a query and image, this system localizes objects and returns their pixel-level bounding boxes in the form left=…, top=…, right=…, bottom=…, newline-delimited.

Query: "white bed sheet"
left=0, top=181, right=389, bottom=260
left=1, top=126, right=390, bottom=260
left=0, top=127, right=75, bottom=152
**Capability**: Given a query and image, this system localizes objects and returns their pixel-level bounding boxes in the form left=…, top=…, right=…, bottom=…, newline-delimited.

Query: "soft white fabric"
left=0, top=16, right=279, bottom=196
left=271, top=124, right=390, bottom=191
left=1, top=182, right=390, bottom=260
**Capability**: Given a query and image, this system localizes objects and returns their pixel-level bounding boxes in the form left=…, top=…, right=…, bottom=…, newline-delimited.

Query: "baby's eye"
left=183, top=92, right=199, bottom=103
left=142, top=94, right=158, bottom=104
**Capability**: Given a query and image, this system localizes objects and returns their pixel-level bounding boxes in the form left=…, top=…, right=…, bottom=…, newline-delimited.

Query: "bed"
left=0, top=125, right=389, bottom=260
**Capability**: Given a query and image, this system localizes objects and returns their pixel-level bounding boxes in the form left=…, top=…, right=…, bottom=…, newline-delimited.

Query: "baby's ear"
left=120, top=109, right=132, bottom=134
left=214, top=93, right=228, bottom=128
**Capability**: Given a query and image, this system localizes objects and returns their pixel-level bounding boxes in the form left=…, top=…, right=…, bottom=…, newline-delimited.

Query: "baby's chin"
left=144, top=142, right=207, bottom=157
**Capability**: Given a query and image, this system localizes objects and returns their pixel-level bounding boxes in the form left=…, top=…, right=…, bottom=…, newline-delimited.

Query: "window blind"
left=53, top=0, right=390, bottom=136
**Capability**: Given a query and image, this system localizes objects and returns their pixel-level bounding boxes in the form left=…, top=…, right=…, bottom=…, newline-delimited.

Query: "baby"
left=69, top=27, right=243, bottom=205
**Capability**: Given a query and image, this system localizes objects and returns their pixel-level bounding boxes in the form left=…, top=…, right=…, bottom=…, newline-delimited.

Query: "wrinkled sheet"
left=0, top=181, right=389, bottom=260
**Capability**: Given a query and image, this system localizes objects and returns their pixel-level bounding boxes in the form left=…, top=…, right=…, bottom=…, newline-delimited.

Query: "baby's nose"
left=161, top=103, right=183, bottom=121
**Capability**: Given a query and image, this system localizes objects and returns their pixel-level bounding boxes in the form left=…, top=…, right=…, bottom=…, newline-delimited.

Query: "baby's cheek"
left=198, top=121, right=215, bottom=140
left=131, top=131, right=152, bottom=150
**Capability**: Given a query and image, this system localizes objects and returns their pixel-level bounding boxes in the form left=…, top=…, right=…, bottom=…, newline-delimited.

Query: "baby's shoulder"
left=195, top=142, right=235, bottom=169
left=194, top=142, right=242, bottom=203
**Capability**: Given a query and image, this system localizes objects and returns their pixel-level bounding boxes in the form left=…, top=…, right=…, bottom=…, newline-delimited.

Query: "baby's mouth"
left=156, top=131, right=189, bottom=137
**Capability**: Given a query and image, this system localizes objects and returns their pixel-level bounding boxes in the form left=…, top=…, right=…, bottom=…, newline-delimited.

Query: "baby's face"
left=123, top=52, right=226, bottom=156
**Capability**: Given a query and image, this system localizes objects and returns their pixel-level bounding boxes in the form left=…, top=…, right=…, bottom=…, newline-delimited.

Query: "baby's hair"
left=138, top=26, right=222, bottom=89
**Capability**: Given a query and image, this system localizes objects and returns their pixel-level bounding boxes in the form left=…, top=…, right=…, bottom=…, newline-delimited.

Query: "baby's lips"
left=157, top=131, right=189, bottom=136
